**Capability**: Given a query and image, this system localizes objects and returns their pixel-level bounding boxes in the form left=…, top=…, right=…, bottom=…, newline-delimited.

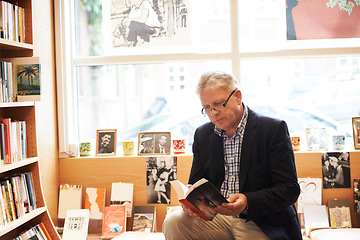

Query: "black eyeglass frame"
left=201, top=88, right=238, bottom=115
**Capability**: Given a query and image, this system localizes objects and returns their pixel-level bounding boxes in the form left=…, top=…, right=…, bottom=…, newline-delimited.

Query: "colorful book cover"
left=16, top=63, right=41, bottom=101
left=84, top=187, right=106, bottom=220
left=58, top=184, right=82, bottom=219
left=132, top=206, right=156, bottom=233
left=110, top=182, right=134, bottom=218
left=102, top=205, right=126, bottom=238
left=328, top=199, right=352, bottom=228
left=10, top=57, right=41, bottom=102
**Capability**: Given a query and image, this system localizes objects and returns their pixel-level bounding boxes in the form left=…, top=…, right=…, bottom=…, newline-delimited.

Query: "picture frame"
left=352, top=117, right=360, bottom=150
left=306, top=128, right=328, bottom=151
left=96, top=129, right=117, bottom=156
left=138, top=132, right=171, bottom=155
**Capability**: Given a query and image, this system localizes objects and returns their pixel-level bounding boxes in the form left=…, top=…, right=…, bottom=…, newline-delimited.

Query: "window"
left=55, top=0, right=360, bottom=156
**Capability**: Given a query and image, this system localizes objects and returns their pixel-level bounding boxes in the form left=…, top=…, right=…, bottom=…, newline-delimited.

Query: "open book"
left=170, top=178, right=228, bottom=221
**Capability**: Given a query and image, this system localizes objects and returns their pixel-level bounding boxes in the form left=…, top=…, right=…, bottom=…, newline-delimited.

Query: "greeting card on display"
left=297, top=178, right=322, bottom=213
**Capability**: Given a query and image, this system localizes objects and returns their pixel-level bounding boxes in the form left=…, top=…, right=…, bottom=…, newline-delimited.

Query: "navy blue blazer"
left=189, top=107, right=302, bottom=240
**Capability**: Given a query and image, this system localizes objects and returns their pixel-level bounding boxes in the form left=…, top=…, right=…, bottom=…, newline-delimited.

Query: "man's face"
left=159, top=136, right=167, bottom=146
left=200, top=87, right=242, bottom=133
left=101, top=134, right=111, bottom=147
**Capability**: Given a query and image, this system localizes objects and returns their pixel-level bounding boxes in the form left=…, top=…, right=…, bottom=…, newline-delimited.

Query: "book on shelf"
left=110, top=182, right=134, bottom=218
left=303, top=205, right=330, bottom=236
left=102, top=205, right=127, bottom=239
left=0, top=118, right=12, bottom=164
left=131, top=206, right=156, bottom=233
left=18, top=223, right=52, bottom=240
left=62, top=209, right=90, bottom=240
left=0, top=1, right=25, bottom=42
left=1, top=178, right=16, bottom=222
left=58, top=184, right=82, bottom=226
left=12, top=57, right=41, bottom=102
left=0, top=123, right=6, bottom=166
left=84, top=187, right=106, bottom=233
left=23, top=171, right=37, bottom=211
left=170, top=178, right=228, bottom=221
left=327, top=199, right=352, bottom=228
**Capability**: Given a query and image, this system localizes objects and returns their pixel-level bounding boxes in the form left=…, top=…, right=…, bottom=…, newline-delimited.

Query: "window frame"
left=54, top=0, right=360, bottom=157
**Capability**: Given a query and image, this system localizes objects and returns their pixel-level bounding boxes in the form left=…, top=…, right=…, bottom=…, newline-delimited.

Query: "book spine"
left=0, top=123, right=6, bottom=165
left=39, top=222, right=53, bottom=240
left=1, top=118, right=12, bottom=164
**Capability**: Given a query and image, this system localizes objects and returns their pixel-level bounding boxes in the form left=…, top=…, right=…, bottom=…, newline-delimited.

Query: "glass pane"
left=77, top=61, right=231, bottom=151
left=240, top=56, right=360, bottom=149
left=74, top=0, right=231, bottom=57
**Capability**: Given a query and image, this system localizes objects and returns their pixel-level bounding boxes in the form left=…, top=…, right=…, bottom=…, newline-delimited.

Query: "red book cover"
left=84, top=187, right=106, bottom=220
left=102, top=205, right=126, bottom=238
left=0, top=118, right=12, bottom=164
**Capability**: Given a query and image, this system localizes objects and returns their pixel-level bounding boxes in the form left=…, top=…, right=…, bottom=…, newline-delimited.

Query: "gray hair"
left=196, top=71, right=239, bottom=95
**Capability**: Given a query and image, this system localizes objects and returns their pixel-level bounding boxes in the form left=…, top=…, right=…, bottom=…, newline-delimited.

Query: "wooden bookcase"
left=0, top=0, right=60, bottom=239
left=0, top=103, right=60, bottom=240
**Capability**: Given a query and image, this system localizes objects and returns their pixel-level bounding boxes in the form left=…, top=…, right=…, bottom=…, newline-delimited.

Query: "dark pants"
left=127, top=21, right=156, bottom=45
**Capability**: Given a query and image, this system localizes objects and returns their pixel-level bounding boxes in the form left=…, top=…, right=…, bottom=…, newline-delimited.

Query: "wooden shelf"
left=0, top=0, right=60, bottom=233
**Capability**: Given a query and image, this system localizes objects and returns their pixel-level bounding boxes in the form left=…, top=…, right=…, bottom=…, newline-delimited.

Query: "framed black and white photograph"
left=352, top=117, right=360, bottom=150
left=96, top=129, right=117, bottom=156
left=138, top=132, right=171, bottom=155
left=146, top=156, right=177, bottom=204
left=306, top=128, right=328, bottom=151
left=322, top=152, right=351, bottom=189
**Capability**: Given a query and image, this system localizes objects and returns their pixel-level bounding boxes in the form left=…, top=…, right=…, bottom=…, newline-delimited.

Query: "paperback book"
left=62, top=209, right=90, bottom=240
left=327, top=199, right=352, bottom=228
left=170, top=178, right=228, bottom=221
left=102, top=205, right=126, bottom=239
left=58, top=184, right=82, bottom=226
left=131, top=206, right=156, bottom=232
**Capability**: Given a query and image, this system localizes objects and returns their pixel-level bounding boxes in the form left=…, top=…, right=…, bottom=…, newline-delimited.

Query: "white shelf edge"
left=0, top=158, right=38, bottom=174
left=0, top=206, right=47, bottom=237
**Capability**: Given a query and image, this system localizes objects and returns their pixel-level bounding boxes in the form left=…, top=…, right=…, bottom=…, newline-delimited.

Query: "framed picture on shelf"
left=306, top=128, right=328, bottom=151
left=352, top=117, right=360, bottom=150
left=96, top=129, right=117, bottom=156
left=138, top=132, right=171, bottom=155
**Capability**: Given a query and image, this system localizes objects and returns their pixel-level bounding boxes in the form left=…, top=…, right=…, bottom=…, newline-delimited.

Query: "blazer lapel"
left=239, top=108, right=257, bottom=192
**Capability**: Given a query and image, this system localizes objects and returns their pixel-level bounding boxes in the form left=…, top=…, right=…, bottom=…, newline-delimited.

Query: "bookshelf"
left=0, top=103, right=60, bottom=240
left=0, top=0, right=60, bottom=239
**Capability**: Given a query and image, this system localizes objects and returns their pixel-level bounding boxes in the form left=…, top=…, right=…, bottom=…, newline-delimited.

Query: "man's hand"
left=181, top=203, right=206, bottom=220
left=215, top=193, right=247, bottom=216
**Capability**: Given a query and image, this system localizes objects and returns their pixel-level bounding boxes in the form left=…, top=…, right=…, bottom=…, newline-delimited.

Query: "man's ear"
left=235, top=89, right=242, bottom=104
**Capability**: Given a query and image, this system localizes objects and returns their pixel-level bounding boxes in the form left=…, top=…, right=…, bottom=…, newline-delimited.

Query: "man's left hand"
left=215, top=193, right=247, bottom=216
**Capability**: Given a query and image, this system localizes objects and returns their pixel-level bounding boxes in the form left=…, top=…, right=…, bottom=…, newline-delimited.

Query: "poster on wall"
left=109, top=0, right=190, bottom=47
left=286, top=0, right=360, bottom=40
left=322, top=152, right=351, bottom=189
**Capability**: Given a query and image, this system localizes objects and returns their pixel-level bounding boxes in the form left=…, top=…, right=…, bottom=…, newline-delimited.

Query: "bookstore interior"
left=1, top=0, right=360, bottom=240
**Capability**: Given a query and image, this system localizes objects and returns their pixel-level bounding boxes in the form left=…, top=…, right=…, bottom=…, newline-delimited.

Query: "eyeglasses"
left=201, top=88, right=238, bottom=115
